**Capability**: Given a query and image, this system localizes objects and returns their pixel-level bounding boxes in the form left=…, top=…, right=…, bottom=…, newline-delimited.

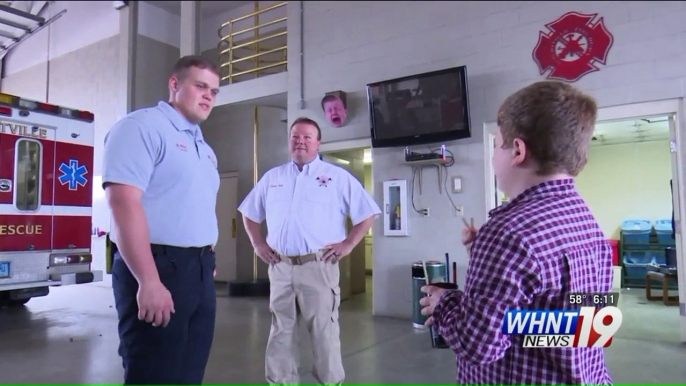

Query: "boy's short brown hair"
left=497, top=80, right=598, bottom=177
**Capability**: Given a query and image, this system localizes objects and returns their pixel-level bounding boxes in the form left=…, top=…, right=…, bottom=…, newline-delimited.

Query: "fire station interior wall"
left=132, top=35, right=182, bottom=111
left=2, top=2, right=120, bottom=79
left=289, top=1, right=686, bottom=318
left=201, top=103, right=289, bottom=282
left=133, top=2, right=182, bottom=111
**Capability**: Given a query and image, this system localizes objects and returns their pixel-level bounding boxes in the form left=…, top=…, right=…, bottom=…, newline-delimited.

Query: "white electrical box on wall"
left=382, top=180, right=409, bottom=236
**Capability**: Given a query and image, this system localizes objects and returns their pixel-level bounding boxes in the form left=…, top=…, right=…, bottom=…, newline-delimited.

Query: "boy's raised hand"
left=461, top=217, right=478, bottom=252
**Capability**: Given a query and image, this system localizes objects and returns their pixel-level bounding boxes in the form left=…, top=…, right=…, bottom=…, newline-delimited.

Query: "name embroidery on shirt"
left=316, top=175, right=332, bottom=187
left=269, top=183, right=284, bottom=188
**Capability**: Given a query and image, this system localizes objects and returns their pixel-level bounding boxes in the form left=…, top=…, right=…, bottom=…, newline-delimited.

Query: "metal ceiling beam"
left=0, top=17, right=30, bottom=31
left=0, top=8, right=65, bottom=54
left=0, top=4, right=45, bottom=24
left=0, top=28, right=17, bottom=40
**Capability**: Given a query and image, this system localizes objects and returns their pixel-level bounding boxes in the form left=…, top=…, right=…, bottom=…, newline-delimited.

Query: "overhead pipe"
left=298, top=0, right=304, bottom=109
left=45, top=2, right=51, bottom=102
left=252, top=105, right=259, bottom=282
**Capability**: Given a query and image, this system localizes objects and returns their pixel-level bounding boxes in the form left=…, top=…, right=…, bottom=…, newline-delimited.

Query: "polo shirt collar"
left=158, top=101, right=201, bottom=137
left=292, top=154, right=322, bottom=175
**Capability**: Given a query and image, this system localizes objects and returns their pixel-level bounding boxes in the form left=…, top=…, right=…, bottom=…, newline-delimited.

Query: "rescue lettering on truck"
left=0, top=92, right=102, bottom=307
left=0, top=224, right=43, bottom=235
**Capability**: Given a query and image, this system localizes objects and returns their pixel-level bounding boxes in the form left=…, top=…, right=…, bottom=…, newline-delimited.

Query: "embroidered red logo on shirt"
left=176, top=143, right=187, bottom=151
left=532, top=12, right=614, bottom=82
left=316, top=175, right=332, bottom=187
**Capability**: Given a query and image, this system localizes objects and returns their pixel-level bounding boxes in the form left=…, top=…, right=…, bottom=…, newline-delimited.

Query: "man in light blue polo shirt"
left=238, top=117, right=381, bottom=385
left=102, top=55, right=221, bottom=385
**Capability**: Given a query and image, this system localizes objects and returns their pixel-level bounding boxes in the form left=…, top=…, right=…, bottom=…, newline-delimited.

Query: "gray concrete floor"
left=1, top=250, right=685, bottom=384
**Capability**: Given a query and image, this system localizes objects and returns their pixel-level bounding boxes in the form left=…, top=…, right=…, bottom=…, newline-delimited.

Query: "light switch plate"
left=452, top=176, right=462, bottom=193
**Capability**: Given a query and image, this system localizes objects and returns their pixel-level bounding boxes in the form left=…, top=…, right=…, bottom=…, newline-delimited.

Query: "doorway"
left=214, top=172, right=239, bottom=283
left=483, top=99, right=686, bottom=343
left=320, top=146, right=374, bottom=307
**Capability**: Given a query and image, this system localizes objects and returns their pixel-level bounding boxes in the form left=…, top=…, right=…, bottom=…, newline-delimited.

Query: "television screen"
left=367, top=66, right=471, bottom=148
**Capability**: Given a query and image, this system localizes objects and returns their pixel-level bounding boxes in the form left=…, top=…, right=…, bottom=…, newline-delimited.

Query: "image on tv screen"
left=370, top=71, right=466, bottom=141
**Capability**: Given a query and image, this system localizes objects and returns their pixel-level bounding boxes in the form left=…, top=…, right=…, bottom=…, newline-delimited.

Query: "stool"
left=645, top=271, right=679, bottom=306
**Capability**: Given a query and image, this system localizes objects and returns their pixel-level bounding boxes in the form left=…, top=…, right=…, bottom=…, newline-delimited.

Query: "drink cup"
left=427, top=282, right=458, bottom=349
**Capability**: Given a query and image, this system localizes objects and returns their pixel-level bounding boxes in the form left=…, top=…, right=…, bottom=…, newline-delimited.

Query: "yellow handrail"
left=222, top=46, right=286, bottom=66
left=220, top=16, right=286, bottom=41
left=217, top=1, right=288, bottom=83
left=220, top=1, right=286, bottom=27
left=220, top=31, right=287, bottom=54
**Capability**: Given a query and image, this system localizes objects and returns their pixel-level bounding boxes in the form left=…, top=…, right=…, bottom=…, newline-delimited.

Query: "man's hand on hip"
left=137, top=280, right=175, bottom=328
left=321, top=240, right=354, bottom=263
left=255, top=243, right=280, bottom=265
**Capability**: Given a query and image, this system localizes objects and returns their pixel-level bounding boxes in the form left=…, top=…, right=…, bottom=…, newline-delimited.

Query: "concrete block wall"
left=134, top=1, right=182, bottom=110
left=288, top=0, right=686, bottom=318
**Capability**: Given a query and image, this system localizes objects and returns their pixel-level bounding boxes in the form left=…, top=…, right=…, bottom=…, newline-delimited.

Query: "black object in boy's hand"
left=427, top=282, right=458, bottom=349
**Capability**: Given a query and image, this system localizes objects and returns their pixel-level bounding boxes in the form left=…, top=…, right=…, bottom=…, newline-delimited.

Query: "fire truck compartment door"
left=0, top=123, right=55, bottom=252
left=52, top=126, right=93, bottom=250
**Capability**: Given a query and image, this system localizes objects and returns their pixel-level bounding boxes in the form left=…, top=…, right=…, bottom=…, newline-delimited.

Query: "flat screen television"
left=366, top=65, right=471, bottom=148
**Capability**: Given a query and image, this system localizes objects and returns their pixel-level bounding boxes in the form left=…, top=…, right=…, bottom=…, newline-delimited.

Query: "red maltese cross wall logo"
left=532, top=12, right=614, bottom=82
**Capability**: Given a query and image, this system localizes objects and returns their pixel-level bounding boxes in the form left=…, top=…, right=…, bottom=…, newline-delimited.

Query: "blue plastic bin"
left=654, top=218, right=675, bottom=245
left=623, top=250, right=659, bottom=281
left=621, top=219, right=651, bottom=245
left=623, top=251, right=655, bottom=265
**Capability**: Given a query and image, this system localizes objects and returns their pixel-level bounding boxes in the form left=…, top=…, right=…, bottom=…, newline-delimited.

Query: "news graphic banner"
left=502, top=292, right=622, bottom=348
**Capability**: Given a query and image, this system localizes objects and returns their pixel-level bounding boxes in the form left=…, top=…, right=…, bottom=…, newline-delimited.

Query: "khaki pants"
left=265, top=251, right=345, bottom=385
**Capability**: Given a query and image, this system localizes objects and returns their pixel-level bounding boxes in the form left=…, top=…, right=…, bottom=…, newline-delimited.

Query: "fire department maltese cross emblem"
left=58, top=159, right=88, bottom=191
left=316, top=175, right=332, bottom=187
left=532, top=12, right=614, bottom=82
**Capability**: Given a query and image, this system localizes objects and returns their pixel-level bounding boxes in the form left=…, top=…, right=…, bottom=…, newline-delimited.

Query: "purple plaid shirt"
left=433, top=179, right=614, bottom=384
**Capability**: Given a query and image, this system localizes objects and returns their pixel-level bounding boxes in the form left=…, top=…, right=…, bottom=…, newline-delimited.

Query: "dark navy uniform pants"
left=112, top=244, right=216, bottom=385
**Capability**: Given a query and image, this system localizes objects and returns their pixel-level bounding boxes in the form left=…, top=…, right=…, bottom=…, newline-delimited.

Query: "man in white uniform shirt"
left=238, top=117, right=381, bottom=385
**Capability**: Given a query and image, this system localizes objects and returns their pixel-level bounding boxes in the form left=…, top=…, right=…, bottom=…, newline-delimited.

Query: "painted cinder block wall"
left=287, top=0, right=686, bottom=318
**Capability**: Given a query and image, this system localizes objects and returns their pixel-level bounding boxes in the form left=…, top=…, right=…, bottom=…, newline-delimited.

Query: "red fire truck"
left=0, top=92, right=102, bottom=307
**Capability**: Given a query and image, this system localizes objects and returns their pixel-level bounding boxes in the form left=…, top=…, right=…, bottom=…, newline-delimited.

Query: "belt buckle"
left=292, top=256, right=302, bottom=265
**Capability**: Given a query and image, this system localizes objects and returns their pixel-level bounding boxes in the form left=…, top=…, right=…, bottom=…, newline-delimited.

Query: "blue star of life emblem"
left=58, top=159, right=88, bottom=191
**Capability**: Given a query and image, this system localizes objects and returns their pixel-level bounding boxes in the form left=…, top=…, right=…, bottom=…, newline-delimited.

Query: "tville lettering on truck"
left=0, top=224, right=43, bottom=235
left=0, top=120, right=49, bottom=139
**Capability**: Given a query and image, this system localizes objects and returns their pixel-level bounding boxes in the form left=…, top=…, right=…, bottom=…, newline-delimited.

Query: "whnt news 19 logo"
left=502, top=305, right=623, bottom=348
